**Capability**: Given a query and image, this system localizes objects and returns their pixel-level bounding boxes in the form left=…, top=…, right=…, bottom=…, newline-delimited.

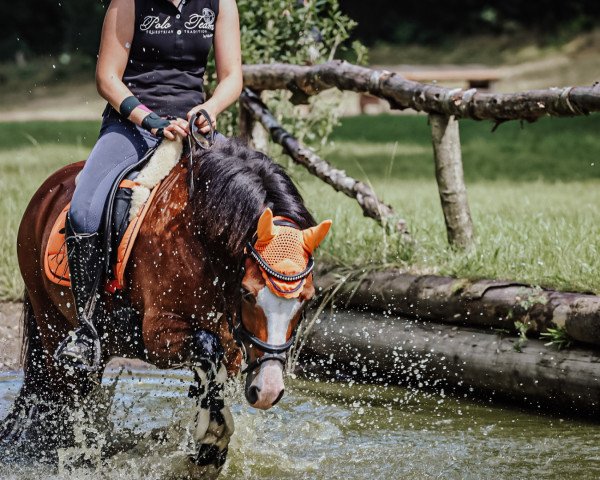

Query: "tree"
left=207, top=0, right=365, bottom=141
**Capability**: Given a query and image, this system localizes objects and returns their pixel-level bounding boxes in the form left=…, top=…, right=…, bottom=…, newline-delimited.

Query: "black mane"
left=188, top=137, right=316, bottom=262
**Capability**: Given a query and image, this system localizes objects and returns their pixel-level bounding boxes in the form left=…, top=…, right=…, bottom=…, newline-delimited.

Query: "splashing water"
left=1, top=369, right=599, bottom=479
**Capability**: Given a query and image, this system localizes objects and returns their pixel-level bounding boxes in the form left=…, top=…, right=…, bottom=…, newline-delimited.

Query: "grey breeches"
left=70, top=113, right=159, bottom=234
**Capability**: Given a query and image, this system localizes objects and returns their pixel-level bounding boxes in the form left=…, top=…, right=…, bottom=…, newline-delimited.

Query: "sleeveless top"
left=120, top=0, right=219, bottom=118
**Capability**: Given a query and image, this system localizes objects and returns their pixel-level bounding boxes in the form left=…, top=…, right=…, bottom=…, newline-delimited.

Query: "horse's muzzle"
left=244, top=360, right=285, bottom=410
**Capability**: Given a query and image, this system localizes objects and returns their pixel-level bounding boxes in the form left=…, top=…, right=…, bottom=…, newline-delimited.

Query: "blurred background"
left=1, top=0, right=600, bottom=302
left=3, top=0, right=600, bottom=118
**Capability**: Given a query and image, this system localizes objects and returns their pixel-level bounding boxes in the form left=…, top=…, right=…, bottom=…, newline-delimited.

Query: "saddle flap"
left=44, top=179, right=161, bottom=291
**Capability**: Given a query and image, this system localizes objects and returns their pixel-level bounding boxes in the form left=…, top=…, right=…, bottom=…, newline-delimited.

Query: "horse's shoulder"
left=140, top=162, right=189, bottom=236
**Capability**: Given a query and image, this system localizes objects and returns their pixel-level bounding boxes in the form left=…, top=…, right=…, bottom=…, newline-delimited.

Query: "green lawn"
left=1, top=114, right=599, bottom=301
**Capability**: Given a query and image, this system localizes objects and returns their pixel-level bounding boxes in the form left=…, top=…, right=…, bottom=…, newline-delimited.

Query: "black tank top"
left=121, top=0, right=219, bottom=118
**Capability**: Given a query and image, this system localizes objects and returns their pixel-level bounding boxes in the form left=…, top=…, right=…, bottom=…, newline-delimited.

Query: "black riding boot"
left=54, top=215, right=104, bottom=371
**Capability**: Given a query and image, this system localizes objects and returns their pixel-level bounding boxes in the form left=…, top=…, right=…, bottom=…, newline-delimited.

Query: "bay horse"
left=0, top=136, right=331, bottom=472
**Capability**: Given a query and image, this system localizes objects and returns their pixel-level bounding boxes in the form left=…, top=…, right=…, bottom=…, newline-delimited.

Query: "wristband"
left=119, top=96, right=142, bottom=118
left=141, top=112, right=171, bottom=138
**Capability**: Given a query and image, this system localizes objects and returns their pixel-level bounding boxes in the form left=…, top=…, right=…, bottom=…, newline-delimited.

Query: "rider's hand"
left=152, top=118, right=189, bottom=140
left=187, top=103, right=218, bottom=134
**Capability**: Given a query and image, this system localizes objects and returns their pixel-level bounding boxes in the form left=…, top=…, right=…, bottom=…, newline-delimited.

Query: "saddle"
left=44, top=137, right=184, bottom=293
left=44, top=110, right=215, bottom=294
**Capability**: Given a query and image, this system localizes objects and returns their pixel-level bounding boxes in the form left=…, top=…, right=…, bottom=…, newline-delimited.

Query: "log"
left=316, top=269, right=600, bottom=347
left=430, top=114, right=474, bottom=249
left=239, top=88, right=410, bottom=237
left=242, top=61, right=600, bottom=122
left=300, top=310, right=600, bottom=416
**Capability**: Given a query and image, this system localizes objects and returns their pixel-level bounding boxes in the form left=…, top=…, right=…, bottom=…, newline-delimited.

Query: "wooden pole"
left=243, top=61, right=600, bottom=122
left=316, top=268, right=600, bottom=347
left=300, top=310, right=600, bottom=417
left=237, top=101, right=256, bottom=145
left=239, top=89, right=411, bottom=238
left=429, top=114, right=474, bottom=249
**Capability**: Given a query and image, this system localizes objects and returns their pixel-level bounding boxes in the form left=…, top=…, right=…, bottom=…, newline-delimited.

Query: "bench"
left=359, top=66, right=501, bottom=113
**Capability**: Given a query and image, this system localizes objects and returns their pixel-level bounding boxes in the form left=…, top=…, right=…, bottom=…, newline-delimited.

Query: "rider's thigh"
left=70, top=119, right=158, bottom=234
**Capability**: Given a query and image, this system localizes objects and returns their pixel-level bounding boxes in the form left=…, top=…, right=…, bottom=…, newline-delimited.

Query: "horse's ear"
left=303, top=220, right=332, bottom=253
left=256, top=208, right=275, bottom=243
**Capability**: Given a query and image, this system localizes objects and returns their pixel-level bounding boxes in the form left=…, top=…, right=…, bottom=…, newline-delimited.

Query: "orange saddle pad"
left=44, top=179, right=160, bottom=293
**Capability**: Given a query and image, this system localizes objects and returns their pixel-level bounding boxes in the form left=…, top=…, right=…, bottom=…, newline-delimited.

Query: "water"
left=1, top=369, right=599, bottom=479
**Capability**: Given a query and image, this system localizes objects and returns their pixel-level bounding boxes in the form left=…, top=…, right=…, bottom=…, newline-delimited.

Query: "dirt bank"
left=0, top=303, right=21, bottom=372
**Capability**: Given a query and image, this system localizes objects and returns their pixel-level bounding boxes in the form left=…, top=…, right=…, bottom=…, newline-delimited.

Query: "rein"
left=187, top=109, right=215, bottom=200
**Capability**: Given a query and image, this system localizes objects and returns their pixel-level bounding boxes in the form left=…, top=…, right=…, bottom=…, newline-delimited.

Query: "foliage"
left=2, top=1, right=106, bottom=60
left=513, top=321, right=531, bottom=352
left=205, top=0, right=366, bottom=141
left=4, top=0, right=600, bottom=62
left=342, top=0, right=600, bottom=46
left=540, top=327, right=573, bottom=350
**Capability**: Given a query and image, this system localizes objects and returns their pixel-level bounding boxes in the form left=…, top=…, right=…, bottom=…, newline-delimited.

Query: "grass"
left=1, top=114, right=600, bottom=300
left=367, top=29, right=600, bottom=66
left=0, top=55, right=96, bottom=107
left=291, top=113, right=600, bottom=293
left=0, top=143, right=90, bottom=300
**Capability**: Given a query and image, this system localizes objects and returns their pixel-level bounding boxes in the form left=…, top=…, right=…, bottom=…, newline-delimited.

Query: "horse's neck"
left=139, top=162, right=239, bottom=301
left=144, top=162, right=190, bottom=234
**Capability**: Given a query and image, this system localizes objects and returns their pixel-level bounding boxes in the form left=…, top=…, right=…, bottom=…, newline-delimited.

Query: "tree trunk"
left=242, top=61, right=600, bottom=121
left=239, top=88, right=410, bottom=237
left=430, top=114, right=474, bottom=249
left=316, top=269, right=600, bottom=347
left=300, top=310, right=600, bottom=417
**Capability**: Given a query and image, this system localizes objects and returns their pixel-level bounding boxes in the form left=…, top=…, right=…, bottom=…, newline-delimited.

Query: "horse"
left=0, top=136, right=331, bottom=472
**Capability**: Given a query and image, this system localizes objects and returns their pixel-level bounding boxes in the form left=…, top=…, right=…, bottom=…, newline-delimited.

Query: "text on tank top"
left=121, top=0, right=219, bottom=118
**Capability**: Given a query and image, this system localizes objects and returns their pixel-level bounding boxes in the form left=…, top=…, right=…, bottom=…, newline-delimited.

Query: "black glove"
left=141, top=112, right=171, bottom=138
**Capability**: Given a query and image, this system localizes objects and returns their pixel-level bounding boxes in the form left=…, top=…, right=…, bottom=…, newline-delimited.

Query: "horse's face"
left=238, top=209, right=331, bottom=410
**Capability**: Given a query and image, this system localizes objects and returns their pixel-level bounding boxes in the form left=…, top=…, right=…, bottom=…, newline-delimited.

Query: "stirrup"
left=54, top=326, right=102, bottom=372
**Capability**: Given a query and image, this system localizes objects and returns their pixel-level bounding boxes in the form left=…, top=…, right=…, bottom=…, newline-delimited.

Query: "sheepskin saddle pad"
left=44, top=138, right=183, bottom=292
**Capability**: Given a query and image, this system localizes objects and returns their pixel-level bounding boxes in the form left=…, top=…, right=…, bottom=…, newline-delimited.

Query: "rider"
left=55, top=0, right=242, bottom=370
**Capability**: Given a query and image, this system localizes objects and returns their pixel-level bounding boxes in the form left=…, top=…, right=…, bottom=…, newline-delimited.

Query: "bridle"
left=227, top=219, right=314, bottom=375
left=186, top=118, right=312, bottom=376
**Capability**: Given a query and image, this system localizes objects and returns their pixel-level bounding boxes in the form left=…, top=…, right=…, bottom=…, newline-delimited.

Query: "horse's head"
left=235, top=208, right=331, bottom=409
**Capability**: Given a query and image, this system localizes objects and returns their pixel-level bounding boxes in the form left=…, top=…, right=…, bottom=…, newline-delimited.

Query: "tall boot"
left=54, top=214, right=104, bottom=371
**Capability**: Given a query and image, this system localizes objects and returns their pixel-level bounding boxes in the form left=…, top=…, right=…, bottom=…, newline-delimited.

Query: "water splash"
left=1, top=370, right=599, bottom=479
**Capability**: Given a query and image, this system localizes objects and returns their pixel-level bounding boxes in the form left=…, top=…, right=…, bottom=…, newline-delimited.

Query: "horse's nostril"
left=247, top=385, right=260, bottom=405
left=272, top=389, right=285, bottom=406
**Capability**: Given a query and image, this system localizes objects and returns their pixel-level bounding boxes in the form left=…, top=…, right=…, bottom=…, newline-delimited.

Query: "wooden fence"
left=240, top=60, right=600, bottom=249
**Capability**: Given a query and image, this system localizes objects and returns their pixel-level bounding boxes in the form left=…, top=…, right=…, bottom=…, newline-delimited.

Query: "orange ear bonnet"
left=248, top=209, right=332, bottom=298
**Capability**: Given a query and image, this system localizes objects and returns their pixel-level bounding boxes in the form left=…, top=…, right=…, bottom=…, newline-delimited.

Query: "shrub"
left=206, top=0, right=366, bottom=145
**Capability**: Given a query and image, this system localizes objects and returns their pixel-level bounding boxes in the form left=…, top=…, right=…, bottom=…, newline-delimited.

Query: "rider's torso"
left=121, top=0, right=219, bottom=118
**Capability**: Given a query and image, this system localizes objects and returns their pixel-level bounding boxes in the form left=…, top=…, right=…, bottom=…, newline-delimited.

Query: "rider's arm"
left=96, top=0, right=187, bottom=139
left=187, top=0, right=243, bottom=132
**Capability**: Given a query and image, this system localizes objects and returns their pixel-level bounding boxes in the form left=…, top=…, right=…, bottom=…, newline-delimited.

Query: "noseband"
left=227, top=219, right=313, bottom=375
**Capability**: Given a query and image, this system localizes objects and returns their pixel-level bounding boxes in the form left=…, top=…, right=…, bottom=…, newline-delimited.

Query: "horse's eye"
left=241, top=289, right=256, bottom=305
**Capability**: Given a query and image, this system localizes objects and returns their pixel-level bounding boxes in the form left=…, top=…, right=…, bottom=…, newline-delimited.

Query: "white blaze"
left=249, top=288, right=303, bottom=409
left=255, top=288, right=302, bottom=345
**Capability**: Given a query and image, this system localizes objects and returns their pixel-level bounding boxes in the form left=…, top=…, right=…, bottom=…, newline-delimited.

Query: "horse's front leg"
left=187, top=331, right=235, bottom=473
left=143, top=313, right=235, bottom=471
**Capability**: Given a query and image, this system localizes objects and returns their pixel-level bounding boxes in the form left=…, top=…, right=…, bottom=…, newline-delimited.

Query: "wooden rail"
left=238, top=89, right=410, bottom=237
left=241, top=60, right=600, bottom=249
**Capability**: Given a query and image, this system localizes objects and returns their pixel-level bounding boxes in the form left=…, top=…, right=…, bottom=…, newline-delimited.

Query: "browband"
left=246, top=242, right=314, bottom=282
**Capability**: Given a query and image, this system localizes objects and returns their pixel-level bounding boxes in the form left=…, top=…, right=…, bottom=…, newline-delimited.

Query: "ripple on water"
left=0, top=370, right=599, bottom=480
